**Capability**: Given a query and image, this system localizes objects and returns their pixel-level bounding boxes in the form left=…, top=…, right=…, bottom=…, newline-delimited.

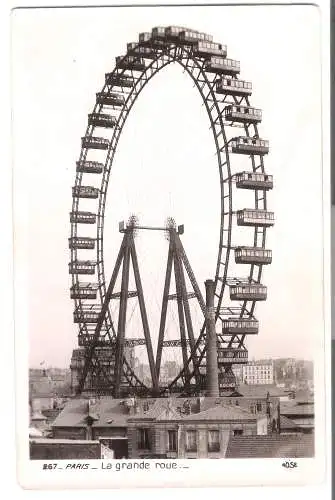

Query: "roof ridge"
left=180, top=403, right=256, bottom=420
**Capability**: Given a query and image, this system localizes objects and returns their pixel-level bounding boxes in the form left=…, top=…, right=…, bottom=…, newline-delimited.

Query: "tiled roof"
left=280, top=403, right=314, bottom=416
left=91, top=398, right=130, bottom=427
left=42, top=409, right=62, bottom=424
left=226, top=434, right=314, bottom=458
left=52, top=397, right=181, bottom=428
left=51, top=398, right=129, bottom=428
left=179, top=404, right=258, bottom=421
left=51, top=398, right=89, bottom=427
left=129, top=400, right=180, bottom=420
left=198, top=396, right=270, bottom=414
left=280, top=415, right=300, bottom=430
left=128, top=398, right=260, bottom=422
left=128, top=397, right=203, bottom=419
left=235, top=384, right=288, bottom=398
left=30, top=438, right=100, bottom=444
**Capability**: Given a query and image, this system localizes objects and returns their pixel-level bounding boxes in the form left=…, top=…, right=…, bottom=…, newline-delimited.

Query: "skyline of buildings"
left=30, top=357, right=314, bottom=400
left=29, top=355, right=315, bottom=371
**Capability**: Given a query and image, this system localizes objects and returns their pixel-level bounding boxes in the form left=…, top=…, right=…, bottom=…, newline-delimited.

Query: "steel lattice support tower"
left=76, top=225, right=158, bottom=396
left=155, top=225, right=206, bottom=392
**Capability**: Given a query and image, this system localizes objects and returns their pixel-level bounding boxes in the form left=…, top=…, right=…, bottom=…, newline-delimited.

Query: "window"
left=256, top=402, right=262, bottom=413
left=168, top=430, right=177, bottom=452
left=233, top=429, right=243, bottom=436
left=185, top=430, right=197, bottom=452
left=208, top=430, right=220, bottom=452
left=138, top=428, right=150, bottom=450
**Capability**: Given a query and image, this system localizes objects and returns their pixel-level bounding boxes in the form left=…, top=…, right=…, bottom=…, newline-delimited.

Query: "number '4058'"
left=282, top=461, right=298, bottom=469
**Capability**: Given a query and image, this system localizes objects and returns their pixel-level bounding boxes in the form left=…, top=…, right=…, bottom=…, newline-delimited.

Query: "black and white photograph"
left=11, top=1, right=328, bottom=489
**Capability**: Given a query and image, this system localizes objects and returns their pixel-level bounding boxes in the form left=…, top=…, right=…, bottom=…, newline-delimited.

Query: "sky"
left=11, top=5, right=324, bottom=369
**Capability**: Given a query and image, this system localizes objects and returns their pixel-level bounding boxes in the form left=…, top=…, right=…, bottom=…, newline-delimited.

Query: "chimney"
left=205, top=279, right=219, bottom=398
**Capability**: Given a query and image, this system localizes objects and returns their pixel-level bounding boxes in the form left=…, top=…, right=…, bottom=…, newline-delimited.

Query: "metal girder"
left=162, top=338, right=206, bottom=347
left=110, top=291, right=138, bottom=299
left=168, top=292, right=196, bottom=300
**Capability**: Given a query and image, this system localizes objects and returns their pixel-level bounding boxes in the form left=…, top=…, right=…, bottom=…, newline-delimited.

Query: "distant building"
left=29, top=367, right=71, bottom=400
left=232, top=365, right=243, bottom=384
left=233, top=360, right=274, bottom=385
left=124, top=346, right=136, bottom=370
left=136, top=363, right=151, bottom=384
left=158, top=361, right=182, bottom=384
left=233, top=358, right=313, bottom=389
left=272, top=358, right=314, bottom=387
left=164, top=361, right=180, bottom=379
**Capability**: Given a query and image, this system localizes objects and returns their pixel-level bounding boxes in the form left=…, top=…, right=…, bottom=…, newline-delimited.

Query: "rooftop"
left=52, top=397, right=129, bottom=428
left=280, top=403, right=314, bottom=417
left=226, top=434, right=314, bottom=458
left=128, top=400, right=180, bottom=421
left=280, top=415, right=301, bottom=431
left=233, top=384, right=289, bottom=398
left=52, top=396, right=262, bottom=427
left=30, top=438, right=100, bottom=445
left=245, top=360, right=273, bottom=366
left=178, top=404, right=258, bottom=422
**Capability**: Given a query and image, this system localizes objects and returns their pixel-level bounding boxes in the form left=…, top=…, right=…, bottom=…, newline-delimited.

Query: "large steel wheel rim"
left=69, top=28, right=271, bottom=393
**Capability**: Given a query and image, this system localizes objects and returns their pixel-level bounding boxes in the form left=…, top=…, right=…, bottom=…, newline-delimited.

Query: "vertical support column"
left=205, top=279, right=219, bottom=398
left=173, top=233, right=190, bottom=387
left=114, top=233, right=131, bottom=397
left=155, top=239, right=173, bottom=379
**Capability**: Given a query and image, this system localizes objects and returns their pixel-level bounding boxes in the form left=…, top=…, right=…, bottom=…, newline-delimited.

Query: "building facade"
left=127, top=400, right=268, bottom=459
left=233, top=360, right=274, bottom=385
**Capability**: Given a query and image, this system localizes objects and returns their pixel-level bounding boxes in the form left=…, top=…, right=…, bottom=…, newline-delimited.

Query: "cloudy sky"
left=11, top=4, right=324, bottom=369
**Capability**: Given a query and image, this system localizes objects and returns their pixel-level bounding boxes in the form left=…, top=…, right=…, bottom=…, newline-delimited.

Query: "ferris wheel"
left=69, top=26, right=274, bottom=396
